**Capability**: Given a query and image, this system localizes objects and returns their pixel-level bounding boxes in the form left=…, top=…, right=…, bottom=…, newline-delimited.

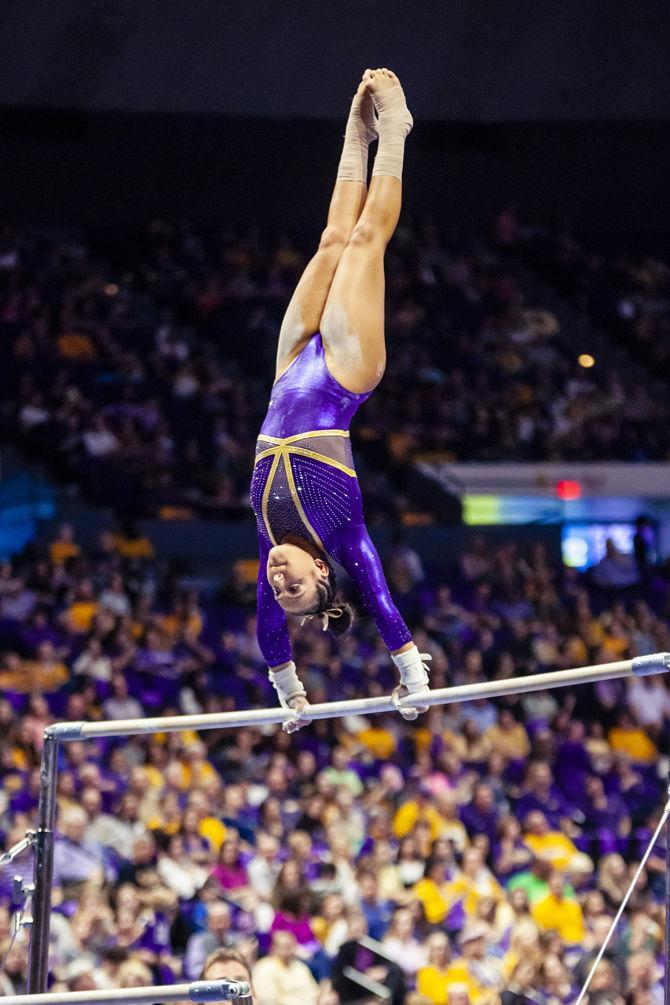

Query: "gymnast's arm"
left=255, top=528, right=294, bottom=669
left=331, top=522, right=413, bottom=653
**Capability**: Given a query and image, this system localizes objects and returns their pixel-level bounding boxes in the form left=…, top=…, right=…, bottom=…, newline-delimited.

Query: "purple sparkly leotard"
left=250, top=331, right=413, bottom=668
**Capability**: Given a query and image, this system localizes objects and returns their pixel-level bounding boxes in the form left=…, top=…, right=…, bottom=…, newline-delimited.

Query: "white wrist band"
left=391, top=645, right=431, bottom=691
left=268, top=662, right=307, bottom=711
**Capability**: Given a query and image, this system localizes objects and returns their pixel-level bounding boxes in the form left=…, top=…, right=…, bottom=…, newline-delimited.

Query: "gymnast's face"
left=267, top=543, right=330, bottom=614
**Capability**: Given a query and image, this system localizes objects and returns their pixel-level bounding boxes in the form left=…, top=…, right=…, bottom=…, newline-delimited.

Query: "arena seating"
left=1, top=214, right=668, bottom=525
left=1, top=526, right=669, bottom=1000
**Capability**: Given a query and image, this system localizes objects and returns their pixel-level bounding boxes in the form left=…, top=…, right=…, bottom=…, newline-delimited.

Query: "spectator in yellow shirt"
left=57, top=329, right=96, bottom=360
left=608, top=711, right=657, bottom=764
left=483, top=709, right=530, bottom=760
left=0, top=645, right=69, bottom=694
left=180, top=741, right=220, bottom=789
left=531, top=872, right=585, bottom=945
left=112, top=524, right=155, bottom=560
left=161, top=589, right=204, bottom=640
left=63, top=579, right=98, bottom=633
left=418, top=932, right=481, bottom=1005
left=253, top=931, right=319, bottom=1005
left=522, top=811, right=580, bottom=871
left=446, top=847, right=505, bottom=918
left=49, top=522, right=81, bottom=566
left=356, top=723, right=396, bottom=760
left=599, top=613, right=630, bottom=659
left=434, top=789, right=469, bottom=854
left=187, top=789, right=227, bottom=854
left=414, top=857, right=456, bottom=925
left=393, top=785, right=448, bottom=842
left=449, top=923, right=503, bottom=1003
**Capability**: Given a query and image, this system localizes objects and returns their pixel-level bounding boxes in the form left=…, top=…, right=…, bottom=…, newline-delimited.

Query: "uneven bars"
left=47, top=653, right=670, bottom=741
left=0, top=978, right=252, bottom=1005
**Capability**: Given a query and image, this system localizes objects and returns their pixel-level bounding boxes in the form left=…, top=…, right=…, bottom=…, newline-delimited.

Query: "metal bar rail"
left=45, top=653, right=670, bottom=741
left=0, top=978, right=252, bottom=1004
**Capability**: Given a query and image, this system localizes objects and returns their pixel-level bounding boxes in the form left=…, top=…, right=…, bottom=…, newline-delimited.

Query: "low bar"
left=0, top=978, right=251, bottom=1005
left=46, top=653, right=670, bottom=741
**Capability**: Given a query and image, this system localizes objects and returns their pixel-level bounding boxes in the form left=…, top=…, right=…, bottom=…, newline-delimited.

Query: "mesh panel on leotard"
left=255, top=432, right=355, bottom=469
left=252, top=432, right=360, bottom=550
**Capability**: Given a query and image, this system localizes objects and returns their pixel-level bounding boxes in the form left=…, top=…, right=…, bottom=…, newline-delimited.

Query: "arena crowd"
left=1, top=524, right=670, bottom=1005
left=1, top=212, right=669, bottom=523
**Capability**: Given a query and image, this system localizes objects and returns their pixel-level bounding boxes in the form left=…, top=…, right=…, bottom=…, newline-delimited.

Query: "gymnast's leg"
left=266, top=77, right=377, bottom=734
left=319, top=70, right=429, bottom=717
left=273, top=77, right=376, bottom=383
left=318, top=68, right=411, bottom=396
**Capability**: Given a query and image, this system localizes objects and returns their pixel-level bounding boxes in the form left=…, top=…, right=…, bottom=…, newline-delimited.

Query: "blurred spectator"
left=252, top=931, right=319, bottom=1005
left=52, top=806, right=107, bottom=891
left=382, top=907, right=428, bottom=978
left=592, top=541, right=640, bottom=590
left=184, top=902, right=238, bottom=980
left=530, top=872, right=585, bottom=945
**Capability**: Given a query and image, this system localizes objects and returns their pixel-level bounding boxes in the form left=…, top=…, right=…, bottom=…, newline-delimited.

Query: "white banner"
left=415, top=461, right=670, bottom=498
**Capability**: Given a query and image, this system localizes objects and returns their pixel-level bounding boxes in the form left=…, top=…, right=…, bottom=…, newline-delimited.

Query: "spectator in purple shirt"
left=210, top=839, right=251, bottom=894
left=515, top=761, right=574, bottom=828
left=554, top=721, right=593, bottom=804
left=461, top=783, right=500, bottom=846
left=52, top=806, right=111, bottom=890
left=270, top=890, right=321, bottom=960
left=493, top=816, right=534, bottom=883
left=581, top=775, right=631, bottom=856
left=19, top=607, right=64, bottom=653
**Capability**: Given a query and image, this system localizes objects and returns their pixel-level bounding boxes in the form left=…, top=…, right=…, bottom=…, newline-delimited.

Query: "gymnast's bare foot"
left=354, top=76, right=378, bottom=144
left=363, top=68, right=413, bottom=134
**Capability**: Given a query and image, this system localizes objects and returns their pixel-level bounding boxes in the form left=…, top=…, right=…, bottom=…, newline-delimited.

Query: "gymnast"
left=250, top=68, right=431, bottom=731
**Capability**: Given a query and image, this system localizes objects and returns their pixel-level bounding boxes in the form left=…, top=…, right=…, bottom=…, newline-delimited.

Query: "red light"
left=556, top=479, right=581, bottom=501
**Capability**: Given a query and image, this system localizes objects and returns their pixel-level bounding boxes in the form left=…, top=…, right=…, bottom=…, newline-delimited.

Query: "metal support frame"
left=26, top=735, right=59, bottom=995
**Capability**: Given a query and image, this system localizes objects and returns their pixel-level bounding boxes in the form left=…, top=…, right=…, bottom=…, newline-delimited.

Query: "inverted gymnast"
left=250, top=68, right=431, bottom=731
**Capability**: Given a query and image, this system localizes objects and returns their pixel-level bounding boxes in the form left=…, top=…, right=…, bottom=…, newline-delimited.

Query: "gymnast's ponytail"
left=326, top=601, right=355, bottom=636
left=307, top=557, right=356, bottom=637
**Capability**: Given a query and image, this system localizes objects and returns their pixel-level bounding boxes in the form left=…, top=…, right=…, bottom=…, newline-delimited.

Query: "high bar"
left=0, top=978, right=251, bottom=1005
left=45, top=653, right=670, bottom=742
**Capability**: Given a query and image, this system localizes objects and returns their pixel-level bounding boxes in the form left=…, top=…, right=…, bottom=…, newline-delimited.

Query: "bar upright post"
left=27, top=734, right=59, bottom=994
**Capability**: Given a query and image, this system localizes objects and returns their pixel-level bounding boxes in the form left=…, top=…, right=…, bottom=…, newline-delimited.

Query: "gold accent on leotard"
left=258, top=429, right=350, bottom=444
left=261, top=451, right=283, bottom=547
left=283, top=449, right=326, bottom=551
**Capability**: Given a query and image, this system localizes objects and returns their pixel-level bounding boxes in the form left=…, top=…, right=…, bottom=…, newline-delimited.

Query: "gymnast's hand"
left=283, top=693, right=310, bottom=733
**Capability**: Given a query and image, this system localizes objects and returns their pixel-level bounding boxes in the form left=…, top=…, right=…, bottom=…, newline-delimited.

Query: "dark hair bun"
left=328, top=600, right=355, bottom=637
